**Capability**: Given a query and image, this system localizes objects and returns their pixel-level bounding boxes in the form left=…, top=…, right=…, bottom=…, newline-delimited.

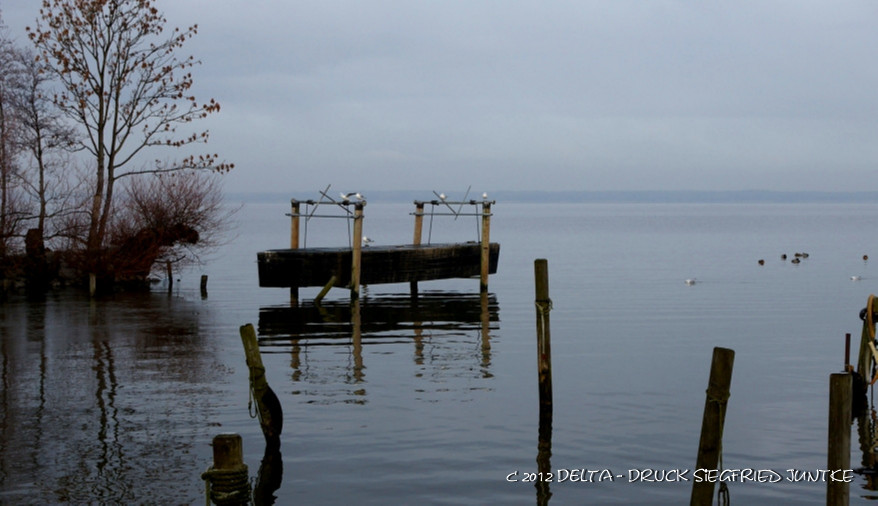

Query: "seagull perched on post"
left=362, top=236, right=374, bottom=247
left=340, top=192, right=363, bottom=201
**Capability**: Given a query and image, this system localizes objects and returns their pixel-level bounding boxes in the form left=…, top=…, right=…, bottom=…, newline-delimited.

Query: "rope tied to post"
left=202, top=465, right=250, bottom=506
left=247, top=364, right=266, bottom=421
left=706, top=385, right=731, bottom=506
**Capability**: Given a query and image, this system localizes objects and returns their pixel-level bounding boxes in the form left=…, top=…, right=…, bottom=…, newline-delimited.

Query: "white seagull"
left=684, top=278, right=697, bottom=286
left=362, top=236, right=374, bottom=246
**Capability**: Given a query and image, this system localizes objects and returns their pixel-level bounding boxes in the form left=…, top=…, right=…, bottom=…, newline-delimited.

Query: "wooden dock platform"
left=256, top=190, right=499, bottom=298
left=257, top=242, right=500, bottom=288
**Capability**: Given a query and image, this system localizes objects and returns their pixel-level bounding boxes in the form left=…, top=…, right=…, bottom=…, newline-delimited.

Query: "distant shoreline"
left=226, top=190, right=878, bottom=205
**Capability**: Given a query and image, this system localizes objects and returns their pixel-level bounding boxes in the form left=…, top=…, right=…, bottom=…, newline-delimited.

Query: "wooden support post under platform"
left=480, top=201, right=492, bottom=293
left=827, top=372, right=851, bottom=506
left=314, top=275, right=337, bottom=304
left=290, top=200, right=300, bottom=304
left=691, top=347, right=735, bottom=506
left=350, top=203, right=365, bottom=300
left=410, top=201, right=425, bottom=298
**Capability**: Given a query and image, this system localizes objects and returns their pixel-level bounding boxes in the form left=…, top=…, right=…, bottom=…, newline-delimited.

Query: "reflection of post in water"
left=536, top=403, right=553, bottom=505
left=480, top=291, right=492, bottom=374
left=350, top=299, right=365, bottom=385
left=856, top=408, right=878, bottom=492
left=91, top=321, right=124, bottom=486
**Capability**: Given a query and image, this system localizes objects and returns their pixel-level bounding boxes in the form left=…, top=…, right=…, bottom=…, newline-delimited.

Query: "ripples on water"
left=3, top=202, right=878, bottom=504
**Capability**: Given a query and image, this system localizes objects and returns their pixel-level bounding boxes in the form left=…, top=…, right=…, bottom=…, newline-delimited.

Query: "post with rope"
left=534, top=259, right=553, bottom=408
left=240, top=324, right=283, bottom=450
left=827, top=372, right=852, bottom=506
left=410, top=201, right=425, bottom=298
left=202, top=433, right=250, bottom=506
left=691, top=347, right=734, bottom=506
left=351, top=202, right=365, bottom=300
left=480, top=201, right=492, bottom=293
left=289, top=200, right=301, bottom=304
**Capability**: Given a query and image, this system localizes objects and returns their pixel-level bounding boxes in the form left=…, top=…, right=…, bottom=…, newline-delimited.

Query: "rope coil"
left=202, top=465, right=250, bottom=506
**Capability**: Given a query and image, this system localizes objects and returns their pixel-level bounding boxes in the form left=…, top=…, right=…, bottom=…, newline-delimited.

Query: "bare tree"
left=0, top=12, right=29, bottom=262
left=11, top=46, right=78, bottom=250
left=27, top=0, right=233, bottom=264
left=108, top=170, right=235, bottom=283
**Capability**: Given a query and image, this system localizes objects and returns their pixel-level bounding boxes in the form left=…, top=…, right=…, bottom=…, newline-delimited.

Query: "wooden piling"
left=240, top=324, right=283, bottom=449
left=410, top=201, right=425, bottom=297
left=314, top=275, right=337, bottom=304
left=166, top=261, right=173, bottom=292
left=203, top=433, right=249, bottom=505
left=200, top=275, right=208, bottom=297
left=827, top=372, right=851, bottom=506
left=89, top=273, right=96, bottom=297
left=534, top=259, right=552, bottom=407
left=290, top=200, right=300, bottom=304
left=290, top=200, right=300, bottom=249
left=691, top=347, right=735, bottom=506
left=480, top=201, right=492, bottom=293
left=350, top=203, right=365, bottom=299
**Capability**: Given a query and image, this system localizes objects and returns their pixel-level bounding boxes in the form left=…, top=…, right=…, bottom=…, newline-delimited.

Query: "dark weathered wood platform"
left=257, top=242, right=500, bottom=288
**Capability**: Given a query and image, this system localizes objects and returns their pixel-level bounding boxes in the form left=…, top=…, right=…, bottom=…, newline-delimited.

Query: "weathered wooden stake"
left=200, top=275, right=208, bottom=297
left=314, top=275, right=337, bottom=304
left=827, top=372, right=851, bottom=506
left=350, top=203, right=365, bottom=300
left=202, top=433, right=249, bottom=505
left=290, top=200, right=300, bottom=305
left=240, top=324, right=283, bottom=449
left=290, top=200, right=300, bottom=249
left=166, top=260, right=173, bottom=292
left=480, top=201, right=492, bottom=293
left=410, top=201, right=424, bottom=297
left=89, top=273, right=96, bottom=297
left=534, top=259, right=552, bottom=407
left=212, top=433, right=244, bottom=471
left=691, top=347, right=735, bottom=506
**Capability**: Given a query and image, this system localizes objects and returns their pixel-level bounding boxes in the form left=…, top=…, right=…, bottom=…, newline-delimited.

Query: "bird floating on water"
left=791, top=258, right=801, bottom=264
left=851, top=276, right=862, bottom=281
left=684, top=278, right=697, bottom=286
left=758, top=259, right=765, bottom=265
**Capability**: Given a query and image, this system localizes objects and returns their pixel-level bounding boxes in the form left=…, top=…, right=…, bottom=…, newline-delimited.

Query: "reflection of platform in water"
left=257, top=291, right=499, bottom=346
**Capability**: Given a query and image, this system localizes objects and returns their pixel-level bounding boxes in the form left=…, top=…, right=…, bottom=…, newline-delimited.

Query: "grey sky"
left=3, top=1, right=878, bottom=193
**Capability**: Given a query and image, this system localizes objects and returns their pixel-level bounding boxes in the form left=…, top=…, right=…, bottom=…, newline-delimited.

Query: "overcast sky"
left=3, top=1, right=878, bottom=194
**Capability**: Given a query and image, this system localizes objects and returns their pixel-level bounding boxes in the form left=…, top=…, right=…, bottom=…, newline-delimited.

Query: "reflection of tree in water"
left=0, top=291, right=229, bottom=504
left=257, top=292, right=500, bottom=404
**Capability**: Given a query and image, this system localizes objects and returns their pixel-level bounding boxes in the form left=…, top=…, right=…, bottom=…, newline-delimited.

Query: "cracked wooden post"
left=691, top=347, right=734, bottom=506
left=410, top=201, right=424, bottom=298
left=480, top=201, right=492, bottom=293
left=827, top=372, right=851, bottom=506
left=351, top=202, right=365, bottom=300
left=534, top=259, right=552, bottom=408
left=289, top=200, right=300, bottom=304
left=240, top=323, right=283, bottom=450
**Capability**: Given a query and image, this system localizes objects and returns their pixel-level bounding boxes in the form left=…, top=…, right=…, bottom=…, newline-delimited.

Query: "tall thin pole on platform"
left=411, top=201, right=424, bottom=297
left=351, top=202, right=365, bottom=300
left=290, top=200, right=300, bottom=304
left=480, top=201, right=492, bottom=293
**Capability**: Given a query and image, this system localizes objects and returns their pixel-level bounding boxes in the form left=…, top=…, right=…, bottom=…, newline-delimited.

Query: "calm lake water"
left=3, top=200, right=878, bottom=504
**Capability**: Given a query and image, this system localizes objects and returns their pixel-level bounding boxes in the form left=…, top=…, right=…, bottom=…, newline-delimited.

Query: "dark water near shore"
left=3, top=201, right=878, bottom=504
